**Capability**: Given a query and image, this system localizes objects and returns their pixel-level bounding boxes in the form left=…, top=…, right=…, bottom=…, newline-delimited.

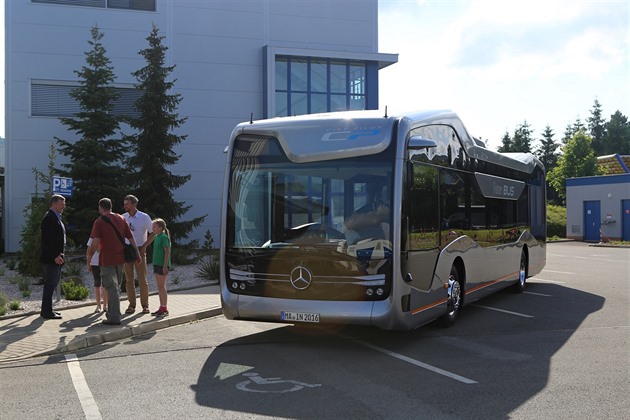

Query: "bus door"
left=404, top=164, right=443, bottom=314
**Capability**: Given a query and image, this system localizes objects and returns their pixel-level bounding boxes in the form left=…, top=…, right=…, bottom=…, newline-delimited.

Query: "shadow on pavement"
left=190, top=283, right=604, bottom=418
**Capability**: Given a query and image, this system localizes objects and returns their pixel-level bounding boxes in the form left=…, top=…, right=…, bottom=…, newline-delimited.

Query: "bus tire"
left=441, top=265, right=463, bottom=327
left=513, top=249, right=528, bottom=293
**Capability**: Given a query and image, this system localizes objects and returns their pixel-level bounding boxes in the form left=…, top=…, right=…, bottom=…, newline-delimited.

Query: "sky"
left=1, top=0, right=629, bottom=151
left=378, top=0, right=630, bottom=150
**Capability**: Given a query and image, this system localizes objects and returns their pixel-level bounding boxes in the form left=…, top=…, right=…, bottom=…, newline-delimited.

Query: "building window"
left=32, top=0, right=155, bottom=11
left=31, top=82, right=142, bottom=119
left=275, top=56, right=366, bottom=117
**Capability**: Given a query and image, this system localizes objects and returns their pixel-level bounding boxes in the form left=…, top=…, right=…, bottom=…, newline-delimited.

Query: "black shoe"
left=102, top=319, right=121, bottom=325
left=41, top=312, right=62, bottom=320
left=53, top=311, right=61, bottom=316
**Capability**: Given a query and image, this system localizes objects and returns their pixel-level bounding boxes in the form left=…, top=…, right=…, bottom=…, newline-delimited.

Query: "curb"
left=36, top=307, right=224, bottom=358
left=0, top=283, right=217, bottom=321
left=588, top=243, right=630, bottom=248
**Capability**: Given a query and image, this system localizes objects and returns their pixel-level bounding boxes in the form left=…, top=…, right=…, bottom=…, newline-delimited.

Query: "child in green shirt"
left=151, top=218, right=171, bottom=316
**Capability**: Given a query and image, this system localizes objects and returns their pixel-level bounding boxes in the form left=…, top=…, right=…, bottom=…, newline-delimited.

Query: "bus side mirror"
left=408, top=136, right=438, bottom=150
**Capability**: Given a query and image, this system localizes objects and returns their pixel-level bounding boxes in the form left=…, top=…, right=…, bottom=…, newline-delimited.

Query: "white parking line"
left=474, top=305, right=534, bottom=318
left=542, top=270, right=574, bottom=274
left=530, top=278, right=566, bottom=284
left=355, top=340, right=477, bottom=384
left=524, top=291, right=552, bottom=297
left=65, top=354, right=102, bottom=420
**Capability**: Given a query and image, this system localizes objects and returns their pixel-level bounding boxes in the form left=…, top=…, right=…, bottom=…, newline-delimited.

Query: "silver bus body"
left=220, top=110, right=546, bottom=330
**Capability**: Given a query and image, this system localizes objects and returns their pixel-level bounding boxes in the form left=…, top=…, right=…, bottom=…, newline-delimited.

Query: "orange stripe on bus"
left=411, top=298, right=447, bottom=315
left=411, top=269, right=528, bottom=315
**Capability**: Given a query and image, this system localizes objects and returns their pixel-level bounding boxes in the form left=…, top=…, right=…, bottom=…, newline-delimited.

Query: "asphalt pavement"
left=0, top=284, right=222, bottom=363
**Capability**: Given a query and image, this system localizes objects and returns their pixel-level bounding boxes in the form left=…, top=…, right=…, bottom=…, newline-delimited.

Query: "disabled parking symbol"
left=236, top=372, right=321, bottom=393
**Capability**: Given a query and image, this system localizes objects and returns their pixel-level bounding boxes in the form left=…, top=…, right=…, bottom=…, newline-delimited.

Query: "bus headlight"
left=239, top=283, right=246, bottom=290
left=232, top=282, right=238, bottom=289
left=376, top=288, right=384, bottom=296
left=365, top=288, right=374, bottom=296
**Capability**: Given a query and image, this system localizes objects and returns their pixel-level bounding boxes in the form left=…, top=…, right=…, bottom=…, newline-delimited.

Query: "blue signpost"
left=52, top=176, right=74, bottom=197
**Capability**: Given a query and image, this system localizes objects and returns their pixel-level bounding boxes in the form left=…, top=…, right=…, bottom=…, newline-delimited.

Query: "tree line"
left=495, top=99, right=630, bottom=203
left=18, top=24, right=204, bottom=276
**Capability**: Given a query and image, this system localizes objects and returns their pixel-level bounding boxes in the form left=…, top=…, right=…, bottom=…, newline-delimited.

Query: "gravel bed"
left=0, top=262, right=216, bottom=318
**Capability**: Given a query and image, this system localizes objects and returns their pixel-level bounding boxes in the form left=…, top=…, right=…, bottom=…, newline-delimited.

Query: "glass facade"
left=275, top=56, right=366, bottom=117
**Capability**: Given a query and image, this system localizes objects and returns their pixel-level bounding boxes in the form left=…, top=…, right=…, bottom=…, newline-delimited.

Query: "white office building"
left=4, top=0, right=397, bottom=252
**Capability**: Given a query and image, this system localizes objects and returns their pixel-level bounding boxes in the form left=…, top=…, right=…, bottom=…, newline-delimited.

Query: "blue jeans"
left=41, top=264, right=62, bottom=315
left=100, top=265, right=123, bottom=322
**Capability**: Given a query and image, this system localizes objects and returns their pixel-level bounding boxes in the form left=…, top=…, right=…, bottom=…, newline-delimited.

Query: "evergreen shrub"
left=62, top=279, right=90, bottom=300
left=196, top=258, right=220, bottom=282
left=0, top=293, right=7, bottom=316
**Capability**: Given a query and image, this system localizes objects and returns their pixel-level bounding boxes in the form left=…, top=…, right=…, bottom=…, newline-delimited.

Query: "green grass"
left=547, top=204, right=566, bottom=238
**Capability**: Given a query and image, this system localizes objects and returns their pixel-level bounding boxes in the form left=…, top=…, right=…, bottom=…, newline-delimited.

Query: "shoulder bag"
left=101, top=215, right=138, bottom=263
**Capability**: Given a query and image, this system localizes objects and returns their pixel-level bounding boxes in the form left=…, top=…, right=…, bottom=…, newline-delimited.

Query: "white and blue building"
left=566, top=156, right=630, bottom=242
left=4, top=0, right=397, bottom=252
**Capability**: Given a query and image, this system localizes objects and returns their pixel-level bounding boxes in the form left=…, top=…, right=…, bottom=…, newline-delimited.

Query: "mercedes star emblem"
left=290, top=266, right=313, bottom=290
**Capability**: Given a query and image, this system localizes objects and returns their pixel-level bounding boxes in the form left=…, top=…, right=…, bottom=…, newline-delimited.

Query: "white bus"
left=220, top=110, right=546, bottom=330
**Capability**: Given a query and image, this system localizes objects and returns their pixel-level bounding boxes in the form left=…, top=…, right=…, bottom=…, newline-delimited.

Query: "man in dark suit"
left=40, top=194, right=66, bottom=319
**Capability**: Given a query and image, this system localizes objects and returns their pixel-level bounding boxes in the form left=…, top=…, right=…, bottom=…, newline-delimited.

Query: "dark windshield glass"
left=227, top=136, right=394, bottom=252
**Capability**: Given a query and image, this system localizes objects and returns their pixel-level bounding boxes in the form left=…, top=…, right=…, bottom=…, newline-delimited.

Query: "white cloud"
left=558, top=28, right=627, bottom=79
left=456, top=0, right=588, bottom=27
left=378, top=0, right=629, bottom=148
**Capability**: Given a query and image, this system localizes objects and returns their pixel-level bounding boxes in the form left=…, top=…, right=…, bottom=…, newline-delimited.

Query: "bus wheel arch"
left=513, top=246, right=529, bottom=293
left=441, top=258, right=465, bottom=327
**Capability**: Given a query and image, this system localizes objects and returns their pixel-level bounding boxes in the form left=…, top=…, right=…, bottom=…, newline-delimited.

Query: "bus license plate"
left=281, top=311, right=320, bottom=323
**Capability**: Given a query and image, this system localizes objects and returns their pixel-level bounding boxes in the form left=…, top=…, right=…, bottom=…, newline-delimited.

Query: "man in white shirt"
left=122, top=194, right=155, bottom=314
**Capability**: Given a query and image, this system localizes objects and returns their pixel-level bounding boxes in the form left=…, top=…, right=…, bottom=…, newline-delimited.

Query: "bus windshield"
left=227, top=135, right=393, bottom=256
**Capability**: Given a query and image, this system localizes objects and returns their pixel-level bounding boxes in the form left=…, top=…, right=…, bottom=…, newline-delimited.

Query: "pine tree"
left=56, top=26, right=128, bottom=245
left=125, top=24, right=205, bottom=243
left=511, top=121, right=533, bottom=152
left=587, top=98, right=606, bottom=156
left=562, top=122, right=574, bottom=144
left=535, top=125, right=560, bottom=204
left=535, top=125, right=560, bottom=171
left=497, top=131, right=513, bottom=152
left=562, top=117, right=584, bottom=145
left=572, top=116, right=585, bottom=133
left=603, top=111, right=630, bottom=155
left=548, top=130, right=603, bottom=201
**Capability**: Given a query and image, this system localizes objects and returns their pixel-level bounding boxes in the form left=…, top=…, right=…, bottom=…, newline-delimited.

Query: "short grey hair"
left=124, top=194, right=138, bottom=205
left=50, top=194, right=65, bottom=205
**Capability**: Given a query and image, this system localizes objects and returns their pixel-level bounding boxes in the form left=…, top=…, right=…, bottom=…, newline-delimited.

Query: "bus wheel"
left=513, top=250, right=528, bottom=293
left=441, top=266, right=462, bottom=327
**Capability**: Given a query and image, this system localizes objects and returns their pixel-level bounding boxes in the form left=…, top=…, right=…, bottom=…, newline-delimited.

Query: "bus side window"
left=408, top=164, right=439, bottom=249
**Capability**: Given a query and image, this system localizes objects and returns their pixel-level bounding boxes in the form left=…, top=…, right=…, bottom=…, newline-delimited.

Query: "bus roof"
left=232, top=110, right=395, bottom=163
left=231, top=110, right=543, bottom=173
